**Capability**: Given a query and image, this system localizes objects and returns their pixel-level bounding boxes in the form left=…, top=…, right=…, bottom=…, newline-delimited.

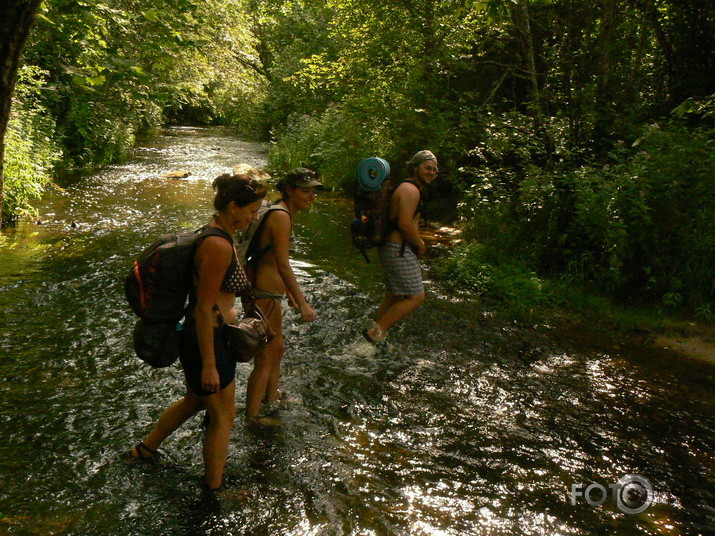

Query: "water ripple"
left=0, top=128, right=712, bottom=535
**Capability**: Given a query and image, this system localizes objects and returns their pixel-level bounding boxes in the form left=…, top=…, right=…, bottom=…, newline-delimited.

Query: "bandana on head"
left=406, top=150, right=436, bottom=169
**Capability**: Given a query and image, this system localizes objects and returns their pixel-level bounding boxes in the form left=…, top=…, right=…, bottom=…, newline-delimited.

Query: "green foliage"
left=267, top=105, right=397, bottom=189
left=260, top=0, right=489, bottom=179
left=19, top=0, right=267, bottom=168
left=435, top=241, right=555, bottom=319
left=159, top=0, right=268, bottom=135
left=246, top=0, right=336, bottom=135
left=458, top=118, right=715, bottom=313
left=3, top=66, right=63, bottom=223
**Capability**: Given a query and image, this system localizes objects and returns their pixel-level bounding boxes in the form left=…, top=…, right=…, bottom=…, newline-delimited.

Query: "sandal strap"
left=136, top=442, right=158, bottom=458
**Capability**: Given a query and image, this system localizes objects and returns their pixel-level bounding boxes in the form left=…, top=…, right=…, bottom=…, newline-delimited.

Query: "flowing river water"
left=0, top=127, right=713, bottom=536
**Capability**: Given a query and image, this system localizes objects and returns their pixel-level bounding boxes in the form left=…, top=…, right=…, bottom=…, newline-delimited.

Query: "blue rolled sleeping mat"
left=356, top=157, right=391, bottom=191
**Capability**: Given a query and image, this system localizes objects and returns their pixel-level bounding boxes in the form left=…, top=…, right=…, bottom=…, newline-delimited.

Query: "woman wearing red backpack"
left=125, top=174, right=266, bottom=492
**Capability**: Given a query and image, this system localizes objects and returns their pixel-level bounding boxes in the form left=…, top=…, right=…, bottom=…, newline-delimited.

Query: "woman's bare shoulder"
left=267, top=209, right=292, bottom=234
left=196, top=234, right=233, bottom=265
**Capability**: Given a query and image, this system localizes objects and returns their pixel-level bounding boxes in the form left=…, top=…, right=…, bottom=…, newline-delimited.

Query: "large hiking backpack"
left=124, top=226, right=232, bottom=367
left=236, top=200, right=290, bottom=281
left=350, top=157, right=394, bottom=262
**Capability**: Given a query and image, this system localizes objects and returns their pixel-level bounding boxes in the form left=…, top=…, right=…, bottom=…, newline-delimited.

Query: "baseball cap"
left=285, top=167, right=323, bottom=189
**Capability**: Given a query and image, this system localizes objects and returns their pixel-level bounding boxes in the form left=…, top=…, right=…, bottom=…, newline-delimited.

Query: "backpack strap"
left=245, top=204, right=291, bottom=265
left=192, top=226, right=234, bottom=273
left=197, top=225, right=234, bottom=243
left=187, top=225, right=236, bottom=311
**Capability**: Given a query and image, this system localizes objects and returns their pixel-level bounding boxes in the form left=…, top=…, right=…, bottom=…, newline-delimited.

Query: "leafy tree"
left=0, top=0, right=43, bottom=225
left=4, top=65, right=62, bottom=222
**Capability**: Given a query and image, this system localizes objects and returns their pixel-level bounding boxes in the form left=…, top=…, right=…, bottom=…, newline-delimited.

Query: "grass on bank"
left=433, top=240, right=689, bottom=334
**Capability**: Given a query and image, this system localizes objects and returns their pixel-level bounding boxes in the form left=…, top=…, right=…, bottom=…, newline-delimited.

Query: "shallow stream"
left=0, top=127, right=713, bottom=536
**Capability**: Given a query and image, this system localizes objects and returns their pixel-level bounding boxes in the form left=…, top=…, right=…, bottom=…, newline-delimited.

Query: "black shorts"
left=179, top=317, right=235, bottom=397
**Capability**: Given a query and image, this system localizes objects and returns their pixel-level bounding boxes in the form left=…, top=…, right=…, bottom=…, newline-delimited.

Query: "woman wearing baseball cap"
left=244, top=168, right=322, bottom=425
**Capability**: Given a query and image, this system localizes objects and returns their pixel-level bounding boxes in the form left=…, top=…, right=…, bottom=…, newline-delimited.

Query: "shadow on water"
left=1, top=127, right=713, bottom=535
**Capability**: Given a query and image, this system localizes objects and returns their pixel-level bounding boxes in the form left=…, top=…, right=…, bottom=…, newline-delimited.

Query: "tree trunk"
left=592, top=0, right=622, bottom=147
left=629, top=0, right=675, bottom=94
left=627, top=0, right=654, bottom=92
left=564, top=0, right=590, bottom=148
left=0, top=0, right=43, bottom=225
left=513, top=0, right=544, bottom=131
left=512, top=0, right=555, bottom=159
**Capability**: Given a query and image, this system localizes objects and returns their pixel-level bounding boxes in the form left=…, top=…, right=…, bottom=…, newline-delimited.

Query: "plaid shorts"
left=378, top=242, right=424, bottom=296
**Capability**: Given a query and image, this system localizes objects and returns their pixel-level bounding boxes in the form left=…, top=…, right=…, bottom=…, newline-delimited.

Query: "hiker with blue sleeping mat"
left=124, top=174, right=266, bottom=492
left=243, top=167, right=320, bottom=426
left=363, top=150, right=438, bottom=344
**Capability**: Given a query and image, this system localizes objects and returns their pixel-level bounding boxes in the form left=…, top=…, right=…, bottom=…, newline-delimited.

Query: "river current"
left=0, top=127, right=712, bottom=536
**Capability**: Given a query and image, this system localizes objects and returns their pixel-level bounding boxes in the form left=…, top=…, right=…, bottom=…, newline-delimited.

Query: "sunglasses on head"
left=290, top=172, right=318, bottom=184
left=243, top=177, right=260, bottom=191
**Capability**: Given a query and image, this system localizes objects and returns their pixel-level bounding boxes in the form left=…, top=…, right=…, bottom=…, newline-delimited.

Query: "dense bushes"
left=2, top=66, right=62, bottom=224
left=435, top=241, right=555, bottom=318
left=455, top=115, right=715, bottom=316
left=267, top=105, right=398, bottom=188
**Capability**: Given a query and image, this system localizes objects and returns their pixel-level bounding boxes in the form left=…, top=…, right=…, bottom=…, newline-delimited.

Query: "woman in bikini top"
left=125, top=174, right=266, bottom=491
left=244, top=168, right=321, bottom=425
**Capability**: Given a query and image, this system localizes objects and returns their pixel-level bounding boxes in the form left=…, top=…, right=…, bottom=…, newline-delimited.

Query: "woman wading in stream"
left=244, top=168, right=320, bottom=426
left=124, top=174, right=266, bottom=491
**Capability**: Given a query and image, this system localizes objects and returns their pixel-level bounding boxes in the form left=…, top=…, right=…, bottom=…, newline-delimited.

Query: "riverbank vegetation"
left=2, top=0, right=714, bottom=320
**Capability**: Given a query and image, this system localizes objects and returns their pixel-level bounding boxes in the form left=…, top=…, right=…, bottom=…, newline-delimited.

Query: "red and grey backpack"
left=124, top=226, right=232, bottom=367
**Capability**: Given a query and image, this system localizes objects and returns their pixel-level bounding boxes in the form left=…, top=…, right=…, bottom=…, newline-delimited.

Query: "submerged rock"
left=232, top=163, right=271, bottom=181
left=162, top=170, right=191, bottom=179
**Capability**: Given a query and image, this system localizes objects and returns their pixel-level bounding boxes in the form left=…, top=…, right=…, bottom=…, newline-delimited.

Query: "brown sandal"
left=122, top=442, right=163, bottom=463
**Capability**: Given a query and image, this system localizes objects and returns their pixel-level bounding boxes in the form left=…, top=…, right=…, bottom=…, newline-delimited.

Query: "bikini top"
left=246, top=204, right=294, bottom=266
left=220, top=245, right=251, bottom=295
left=193, top=225, right=251, bottom=297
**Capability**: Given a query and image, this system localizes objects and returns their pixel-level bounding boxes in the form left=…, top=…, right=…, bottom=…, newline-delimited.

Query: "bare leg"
left=201, top=381, right=236, bottom=489
left=375, top=291, right=399, bottom=323
left=245, top=333, right=284, bottom=417
left=368, top=292, right=426, bottom=340
left=265, top=347, right=283, bottom=403
left=134, top=388, right=203, bottom=455
left=245, top=299, right=283, bottom=418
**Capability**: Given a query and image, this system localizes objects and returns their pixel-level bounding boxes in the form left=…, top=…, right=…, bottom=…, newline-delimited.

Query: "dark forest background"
left=2, top=0, right=714, bottom=317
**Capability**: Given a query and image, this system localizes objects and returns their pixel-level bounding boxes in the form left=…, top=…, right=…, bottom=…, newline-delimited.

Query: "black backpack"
left=351, top=157, right=423, bottom=262
left=350, top=157, right=394, bottom=262
left=124, top=226, right=232, bottom=367
left=236, top=200, right=290, bottom=281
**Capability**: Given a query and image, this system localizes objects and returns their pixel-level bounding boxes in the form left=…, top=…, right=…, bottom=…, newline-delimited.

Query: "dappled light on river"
left=1, top=128, right=712, bottom=535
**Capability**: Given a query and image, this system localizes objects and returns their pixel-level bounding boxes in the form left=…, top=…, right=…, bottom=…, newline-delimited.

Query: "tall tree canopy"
left=2, top=0, right=714, bottom=313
